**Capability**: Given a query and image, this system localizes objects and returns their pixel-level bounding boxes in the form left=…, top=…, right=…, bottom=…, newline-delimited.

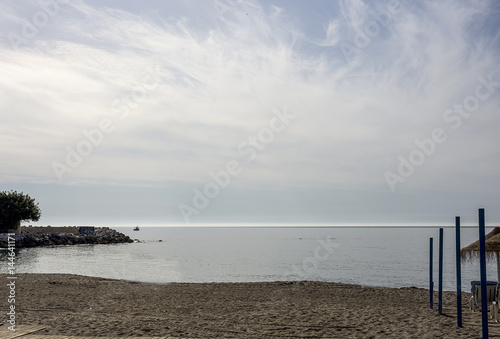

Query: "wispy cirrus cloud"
left=0, top=0, right=499, bottom=225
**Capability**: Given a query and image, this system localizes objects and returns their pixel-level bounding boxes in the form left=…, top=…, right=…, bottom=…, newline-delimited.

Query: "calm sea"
left=1, top=227, right=497, bottom=291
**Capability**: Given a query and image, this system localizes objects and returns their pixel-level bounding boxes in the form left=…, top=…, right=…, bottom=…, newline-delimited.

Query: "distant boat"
left=133, top=226, right=140, bottom=231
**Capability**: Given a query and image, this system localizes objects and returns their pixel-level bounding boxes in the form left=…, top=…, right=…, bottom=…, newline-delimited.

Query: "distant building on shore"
left=78, top=226, right=95, bottom=235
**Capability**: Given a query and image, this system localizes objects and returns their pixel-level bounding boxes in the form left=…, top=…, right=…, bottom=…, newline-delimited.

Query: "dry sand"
left=2, top=273, right=500, bottom=338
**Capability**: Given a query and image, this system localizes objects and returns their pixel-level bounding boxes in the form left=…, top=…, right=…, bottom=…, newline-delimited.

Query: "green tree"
left=0, top=190, right=41, bottom=233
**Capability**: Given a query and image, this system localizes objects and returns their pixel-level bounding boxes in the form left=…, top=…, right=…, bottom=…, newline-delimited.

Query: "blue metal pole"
left=456, top=216, right=462, bottom=327
left=439, top=228, right=444, bottom=315
left=430, top=237, right=433, bottom=309
left=479, top=208, right=488, bottom=338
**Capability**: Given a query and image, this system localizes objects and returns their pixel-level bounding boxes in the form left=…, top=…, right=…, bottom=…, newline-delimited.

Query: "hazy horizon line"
left=24, top=223, right=498, bottom=228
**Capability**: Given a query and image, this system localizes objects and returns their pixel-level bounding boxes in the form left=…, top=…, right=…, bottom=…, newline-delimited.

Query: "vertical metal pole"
left=456, top=216, right=462, bottom=327
left=430, top=237, right=433, bottom=309
left=439, top=228, right=444, bottom=315
left=496, top=252, right=500, bottom=282
left=479, top=208, right=488, bottom=339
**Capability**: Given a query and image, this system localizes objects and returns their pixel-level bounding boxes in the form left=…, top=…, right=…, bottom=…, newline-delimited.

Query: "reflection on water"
left=2, top=243, right=181, bottom=283
left=0, top=227, right=496, bottom=290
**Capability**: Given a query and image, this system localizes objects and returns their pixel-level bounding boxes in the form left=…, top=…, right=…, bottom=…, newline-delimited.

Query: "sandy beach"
left=2, top=274, right=500, bottom=338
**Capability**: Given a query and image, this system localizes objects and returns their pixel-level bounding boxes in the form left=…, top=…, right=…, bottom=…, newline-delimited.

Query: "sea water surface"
left=2, top=227, right=497, bottom=291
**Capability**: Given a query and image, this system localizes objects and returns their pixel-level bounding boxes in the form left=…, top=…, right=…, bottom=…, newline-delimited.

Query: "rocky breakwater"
left=0, top=227, right=133, bottom=248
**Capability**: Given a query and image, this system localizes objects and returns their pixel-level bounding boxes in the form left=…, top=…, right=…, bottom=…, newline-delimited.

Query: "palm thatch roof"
left=461, top=227, right=500, bottom=261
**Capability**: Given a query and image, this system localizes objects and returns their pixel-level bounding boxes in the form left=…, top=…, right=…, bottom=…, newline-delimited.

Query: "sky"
left=0, top=0, right=499, bottom=227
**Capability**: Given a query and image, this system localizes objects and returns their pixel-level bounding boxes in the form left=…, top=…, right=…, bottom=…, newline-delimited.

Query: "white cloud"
left=0, top=0, right=499, bottom=202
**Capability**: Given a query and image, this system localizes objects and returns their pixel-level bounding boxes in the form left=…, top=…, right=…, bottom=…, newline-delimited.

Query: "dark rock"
left=0, top=227, right=133, bottom=248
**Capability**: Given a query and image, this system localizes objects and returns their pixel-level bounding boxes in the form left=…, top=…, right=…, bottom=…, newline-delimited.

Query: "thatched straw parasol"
left=461, top=227, right=500, bottom=281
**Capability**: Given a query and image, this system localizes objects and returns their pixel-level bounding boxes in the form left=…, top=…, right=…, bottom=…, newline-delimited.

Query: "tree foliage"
left=0, top=190, right=41, bottom=230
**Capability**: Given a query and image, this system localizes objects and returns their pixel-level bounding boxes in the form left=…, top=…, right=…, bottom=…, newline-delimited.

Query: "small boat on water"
left=133, top=225, right=140, bottom=231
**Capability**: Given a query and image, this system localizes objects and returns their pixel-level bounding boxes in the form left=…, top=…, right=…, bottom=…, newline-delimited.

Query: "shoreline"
left=2, top=273, right=500, bottom=338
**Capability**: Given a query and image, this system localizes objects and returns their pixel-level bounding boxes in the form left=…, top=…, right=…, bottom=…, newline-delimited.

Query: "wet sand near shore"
left=2, top=273, right=500, bottom=338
